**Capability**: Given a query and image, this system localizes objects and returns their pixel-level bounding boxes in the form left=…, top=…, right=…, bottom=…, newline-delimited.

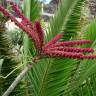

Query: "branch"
left=2, top=64, right=33, bottom=96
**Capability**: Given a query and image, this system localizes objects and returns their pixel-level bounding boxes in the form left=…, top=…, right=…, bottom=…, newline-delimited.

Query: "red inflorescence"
left=48, top=47, right=94, bottom=53
left=43, top=50, right=83, bottom=59
left=49, top=40, right=92, bottom=48
left=34, top=21, right=44, bottom=51
left=0, top=5, right=9, bottom=16
left=44, top=34, right=63, bottom=48
left=0, top=3, right=40, bottom=51
left=9, top=2, right=34, bottom=30
left=0, top=1, right=96, bottom=60
left=80, top=55, right=96, bottom=59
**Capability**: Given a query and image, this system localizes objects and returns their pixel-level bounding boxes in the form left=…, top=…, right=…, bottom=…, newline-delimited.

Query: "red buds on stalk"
left=34, top=21, right=44, bottom=51
left=0, top=1, right=96, bottom=60
left=49, top=40, right=92, bottom=48
left=48, top=47, right=94, bottom=53
left=0, top=3, right=40, bottom=51
left=10, top=2, right=34, bottom=30
left=43, top=50, right=83, bottom=59
left=44, top=34, right=63, bottom=48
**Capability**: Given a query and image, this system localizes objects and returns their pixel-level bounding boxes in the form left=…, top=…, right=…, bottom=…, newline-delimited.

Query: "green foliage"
left=46, top=0, right=85, bottom=42
left=30, top=0, right=41, bottom=22
left=67, top=18, right=96, bottom=96
left=1, top=0, right=96, bottom=96
left=0, top=17, right=24, bottom=96
left=83, top=19, right=96, bottom=46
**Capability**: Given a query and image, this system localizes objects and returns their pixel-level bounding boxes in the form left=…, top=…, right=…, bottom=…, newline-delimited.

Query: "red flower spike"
left=50, top=40, right=92, bottom=48
left=0, top=5, right=40, bottom=51
left=80, top=55, right=96, bottom=59
left=43, top=50, right=83, bottom=59
left=48, top=47, right=94, bottom=53
left=34, top=21, right=44, bottom=50
left=44, top=34, right=63, bottom=48
left=9, top=2, right=24, bottom=19
left=0, top=4, right=96, bottom=60
left=21, top=20, right=33, bottom=30
left=9, top=1, right=34, bottom=30
left=0, top=5, right=9, bottom=16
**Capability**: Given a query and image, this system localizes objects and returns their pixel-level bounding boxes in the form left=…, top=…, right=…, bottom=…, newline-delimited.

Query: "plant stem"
left=2, top=64, right=33, bottom=96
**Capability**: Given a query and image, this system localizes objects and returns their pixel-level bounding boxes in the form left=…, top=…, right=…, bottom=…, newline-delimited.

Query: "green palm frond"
left=28, top=58, right=78, bottom=96
left=46, top=0, right=86, bottom=41
left=72, top=74, right=96, bottom=96
left=62, top=0, right=85, bottom=41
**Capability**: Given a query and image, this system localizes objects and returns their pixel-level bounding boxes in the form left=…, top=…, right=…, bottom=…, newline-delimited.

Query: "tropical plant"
left=0, top=0, right=96, bottom=96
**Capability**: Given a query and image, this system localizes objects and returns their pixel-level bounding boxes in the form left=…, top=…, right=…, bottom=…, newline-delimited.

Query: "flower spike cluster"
left=0, top=2, right=96, bottom=60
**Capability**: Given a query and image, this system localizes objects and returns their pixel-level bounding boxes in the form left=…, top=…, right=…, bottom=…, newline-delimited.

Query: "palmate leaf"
left=46, top=0, right=85, bottom=42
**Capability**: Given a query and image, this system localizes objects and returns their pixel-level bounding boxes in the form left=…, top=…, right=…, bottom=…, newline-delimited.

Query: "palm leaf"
left=46, top=0, right=86, bottom=41
left=83, top=19, right=96, bottom=47
left=28, top=58, right=78, bottom=96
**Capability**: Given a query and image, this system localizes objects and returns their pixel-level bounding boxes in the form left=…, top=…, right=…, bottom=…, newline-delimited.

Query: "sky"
left=38, top=0, right=52, bottom=4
